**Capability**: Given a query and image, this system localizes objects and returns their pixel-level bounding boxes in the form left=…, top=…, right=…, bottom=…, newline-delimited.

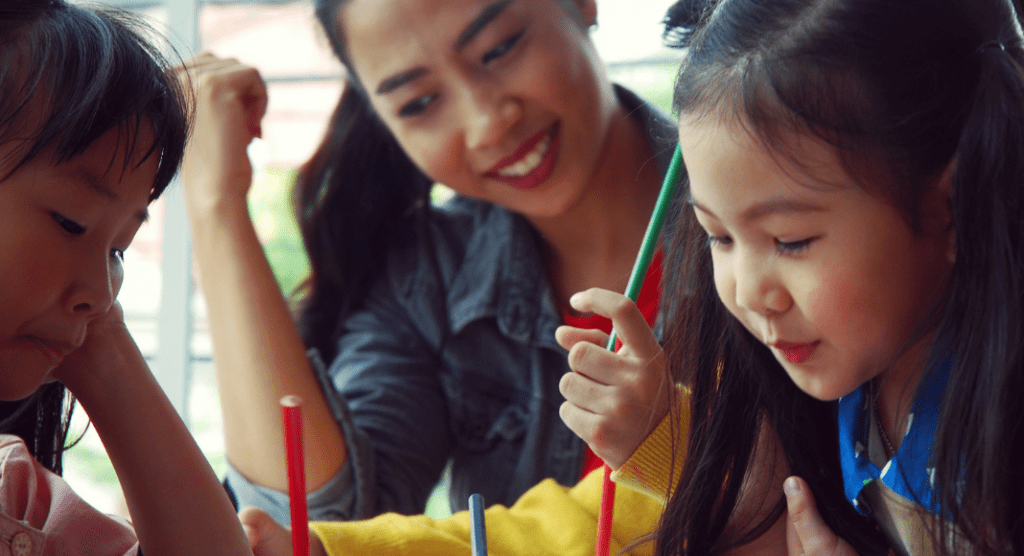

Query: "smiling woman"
left=180, top=0, right=681, bottom=530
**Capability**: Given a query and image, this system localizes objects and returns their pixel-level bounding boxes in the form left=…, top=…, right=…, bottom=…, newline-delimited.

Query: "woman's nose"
left=463, top=86, right=522, bottom=150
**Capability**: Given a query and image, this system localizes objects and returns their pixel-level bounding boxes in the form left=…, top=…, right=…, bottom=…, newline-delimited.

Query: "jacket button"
left=11, top=532, right=32, bottom=556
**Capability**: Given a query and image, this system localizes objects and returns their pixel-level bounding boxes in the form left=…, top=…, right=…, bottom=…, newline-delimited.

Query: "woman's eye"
left=111, top=248, right=126, bottom=261
left=706, top=234, right=733, bottom=249
left=483, top=31, right=524, bottom=64
left=775, top=238, right=813, bottom=255
left=399, top=94, right=438, bottom=118
left=51, top=213, right=85, bottom=235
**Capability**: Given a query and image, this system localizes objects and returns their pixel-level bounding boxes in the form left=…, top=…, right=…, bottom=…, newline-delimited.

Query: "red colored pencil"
left=281, top=395, right=309, bottom=556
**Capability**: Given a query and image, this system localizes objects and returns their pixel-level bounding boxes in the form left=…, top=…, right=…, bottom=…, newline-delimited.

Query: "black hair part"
left=658, top=0, right=1024, bottom=554
left=0, top=0, right=189, bottom=474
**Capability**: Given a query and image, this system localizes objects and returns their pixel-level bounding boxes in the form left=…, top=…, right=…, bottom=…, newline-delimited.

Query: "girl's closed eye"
left=775, top=237, right=814, bottom=255
left=482, top=30, right=525, bottom=65
left=51, top=212, right=85, bottom=235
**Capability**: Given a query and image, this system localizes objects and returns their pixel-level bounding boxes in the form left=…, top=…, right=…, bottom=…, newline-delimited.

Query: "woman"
left=182, top=0, right=678, bottom=523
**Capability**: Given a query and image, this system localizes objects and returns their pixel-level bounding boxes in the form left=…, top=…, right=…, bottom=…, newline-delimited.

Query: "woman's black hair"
left=293, top=0, right=433, bottom=361
left=0, top=0, right=190, bottom=474
left=657, top=0, right=1024, bottom=554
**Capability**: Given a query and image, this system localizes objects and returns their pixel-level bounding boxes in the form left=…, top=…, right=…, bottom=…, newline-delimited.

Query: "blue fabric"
left=837, top=352, right=952, bottom=517
left=226, top=86, right=680, bottom=525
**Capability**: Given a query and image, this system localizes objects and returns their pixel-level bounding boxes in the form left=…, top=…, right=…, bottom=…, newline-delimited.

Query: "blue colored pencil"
left=469, top=493, right=487, bottom=556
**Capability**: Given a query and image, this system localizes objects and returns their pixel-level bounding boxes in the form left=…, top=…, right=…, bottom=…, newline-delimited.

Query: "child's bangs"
left=677, top=48, right=924, bottom=223
left=0, top=4, right=188, bottom=201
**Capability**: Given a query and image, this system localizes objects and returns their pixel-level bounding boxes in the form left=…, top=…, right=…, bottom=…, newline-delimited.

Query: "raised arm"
left=55, top=304, right=252, bottom=556
left=179, top=54, right=346, bottom=493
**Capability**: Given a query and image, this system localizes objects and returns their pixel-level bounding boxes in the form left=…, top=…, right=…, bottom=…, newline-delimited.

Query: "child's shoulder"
left=0, top=434, right=139, bottom=556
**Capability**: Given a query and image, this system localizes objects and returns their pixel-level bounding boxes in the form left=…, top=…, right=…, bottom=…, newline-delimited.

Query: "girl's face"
left=680, top=115, right=954, bottom=401
left=0, top=128, right=156, bottom=400
left=341, top=0, right=615, bottom=219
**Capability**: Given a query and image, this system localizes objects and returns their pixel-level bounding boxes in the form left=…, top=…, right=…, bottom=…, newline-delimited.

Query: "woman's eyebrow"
left=376, top=68, right=428, bottom=95
left=375, top=0, right=514, bottom=96
left=455, top=0, right=513, bottom=52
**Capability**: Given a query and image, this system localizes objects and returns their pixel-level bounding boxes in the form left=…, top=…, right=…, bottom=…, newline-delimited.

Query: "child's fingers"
left=559, top=398, right=604, bottom=449
left=568, top=288, right=660, bottom=357
left=559, top=367, right=613, bottom=411
left=784, top=477, right=857, bottom=556
left=238, top=506, right=293, bottom=556
left=555, top=325, right=609, bottom=352
left=565, top=339, right=632, bottom=385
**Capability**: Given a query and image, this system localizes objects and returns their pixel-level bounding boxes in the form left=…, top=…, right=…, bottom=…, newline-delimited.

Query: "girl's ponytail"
left=293, top=84, right=432, bottom=361
left=933, top=33, right=1024, bottom=555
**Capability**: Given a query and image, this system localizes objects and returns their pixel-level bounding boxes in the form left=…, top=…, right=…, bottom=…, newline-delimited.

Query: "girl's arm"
left=179, top=54, right=347, bottom=493
left=55, top=304, right=252, bottom=556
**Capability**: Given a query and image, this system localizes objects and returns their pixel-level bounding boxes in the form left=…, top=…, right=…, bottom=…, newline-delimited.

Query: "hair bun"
left=663, top=0, right=714, bottom=48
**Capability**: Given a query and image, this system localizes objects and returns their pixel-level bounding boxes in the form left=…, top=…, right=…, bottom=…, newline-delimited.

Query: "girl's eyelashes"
left=399, top=94, right=438, bottom=118
left=51, top=212, right=85, bottom=235
left=775, top=238, right=813, bottom=255
left=482, top=30, right=525, bottom=64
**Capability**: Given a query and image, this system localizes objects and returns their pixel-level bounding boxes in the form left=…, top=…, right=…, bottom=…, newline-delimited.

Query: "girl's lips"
left=773, top=340, right=820, bottom=364
left=28, top=337, right=70, bottom=367
left=486, top=123, right=560, bottom=190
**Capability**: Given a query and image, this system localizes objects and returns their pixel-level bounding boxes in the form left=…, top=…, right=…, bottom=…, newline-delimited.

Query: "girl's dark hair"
left=657, top=0, right=1024, bottom=554
left=0, top=0, right=190, bottom=474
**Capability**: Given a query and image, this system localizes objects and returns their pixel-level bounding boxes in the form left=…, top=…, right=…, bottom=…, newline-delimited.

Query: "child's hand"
left=555, top=288, right=669, bottom=470
left=784, top=476, right=858, bottom=556
left=51, top=302, right=132, bottom=397
left=177, top=53, right=268, bottom=215
left=239, top=507, right=328, bottom=556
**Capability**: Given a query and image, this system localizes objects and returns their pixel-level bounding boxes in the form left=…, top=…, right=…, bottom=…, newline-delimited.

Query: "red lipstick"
left=486, top=123, right=560, bottom=190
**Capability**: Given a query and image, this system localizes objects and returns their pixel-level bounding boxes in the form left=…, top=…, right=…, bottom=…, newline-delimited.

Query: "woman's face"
left=341, top=0, right=616, bottom=219
left=0, top=128, right=155, bottom=400
left=680, top=114, right=954, bottom=401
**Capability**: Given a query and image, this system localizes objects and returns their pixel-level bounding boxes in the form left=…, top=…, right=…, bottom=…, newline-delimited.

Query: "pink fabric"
left=0, top=435, right=138, bottom=556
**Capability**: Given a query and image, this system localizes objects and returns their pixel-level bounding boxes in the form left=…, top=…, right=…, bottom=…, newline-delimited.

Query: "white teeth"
left=497, top=133, right=551, bottom=178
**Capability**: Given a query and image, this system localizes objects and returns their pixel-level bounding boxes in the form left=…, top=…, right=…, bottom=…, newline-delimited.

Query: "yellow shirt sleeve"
left=311, top=468, right=664, bottom=556
left=611, top=390, right=690, bottom=505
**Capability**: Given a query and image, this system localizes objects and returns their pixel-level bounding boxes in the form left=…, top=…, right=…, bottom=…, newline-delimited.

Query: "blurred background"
left=67, top=0, right=682, bottom=518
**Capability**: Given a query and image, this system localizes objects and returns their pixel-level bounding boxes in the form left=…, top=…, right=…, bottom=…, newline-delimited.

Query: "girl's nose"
left=463, top=86, right=522, bottom=150
left=65, top=253, right=117, bottom=319
left=734, top=251, right=791, bottom=317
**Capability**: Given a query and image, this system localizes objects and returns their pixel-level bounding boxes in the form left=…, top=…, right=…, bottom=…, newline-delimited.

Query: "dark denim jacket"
left=226, top=86, right=679, bottom=524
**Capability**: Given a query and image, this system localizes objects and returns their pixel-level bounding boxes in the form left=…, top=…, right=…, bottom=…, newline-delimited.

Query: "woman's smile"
left=487, top=122, right=560, bottom=189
